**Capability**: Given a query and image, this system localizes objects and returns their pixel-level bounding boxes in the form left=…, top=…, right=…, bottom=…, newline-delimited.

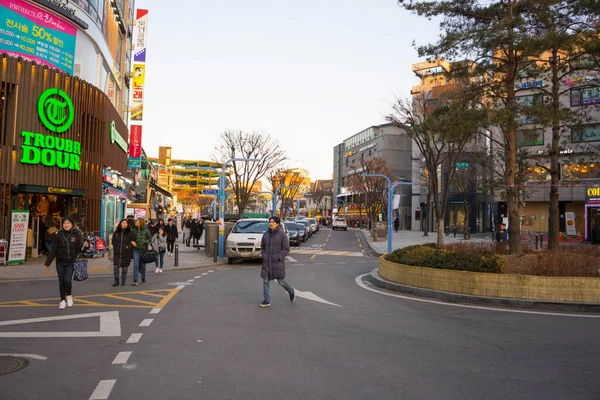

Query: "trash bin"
left=204, top=222, right=219, bottom=257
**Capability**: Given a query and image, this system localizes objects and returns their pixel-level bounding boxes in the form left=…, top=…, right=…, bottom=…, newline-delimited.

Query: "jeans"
left=155, top=251, right=165, bottom=269
left=132, top=250, right=146, bottom=282
left=45, top=241, right=53, bottom=252
left=167, top=240, right=175, bottom=253
left=56, top=261, right=74, bottom=300
left=113, top=265, right=128, bottom=284
left=263, top=279, right=293, bottom=303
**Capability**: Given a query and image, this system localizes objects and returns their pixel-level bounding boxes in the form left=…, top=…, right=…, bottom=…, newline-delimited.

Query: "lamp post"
left=362, top=174, right=417, bottom=254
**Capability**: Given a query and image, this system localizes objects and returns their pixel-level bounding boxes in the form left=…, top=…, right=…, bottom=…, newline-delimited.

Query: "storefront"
left=585, top=186, right=600, bottom=240
left=0, top=57, right=129, bottom=260
left=101, top=167, right=131, bottom=240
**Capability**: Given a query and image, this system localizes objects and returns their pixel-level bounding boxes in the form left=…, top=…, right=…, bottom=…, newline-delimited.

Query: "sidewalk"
left=356, top=229, right=492, bottom=255
left=0, top=240, right=226, bottom=281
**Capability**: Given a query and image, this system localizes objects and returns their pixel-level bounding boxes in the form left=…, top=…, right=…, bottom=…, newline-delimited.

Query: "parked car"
left=307, top=218, right=319, bottom=232
left=225, top=218, right=288, bottom=264
left=284, top=222, right=302, bottom=246
left=296, top=219, right=313, bottom=238
left=332, top=217, right=348, bottom=231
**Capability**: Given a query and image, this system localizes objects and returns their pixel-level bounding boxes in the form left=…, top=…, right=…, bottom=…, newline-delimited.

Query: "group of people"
left=181, top=217, right=205, bottom=247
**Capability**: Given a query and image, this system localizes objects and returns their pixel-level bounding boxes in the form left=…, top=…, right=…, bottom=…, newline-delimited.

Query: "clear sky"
left=136, top=0, right=440, bottom=180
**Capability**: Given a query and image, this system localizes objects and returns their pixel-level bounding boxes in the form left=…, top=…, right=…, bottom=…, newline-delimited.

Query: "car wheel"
left=227, top=258, right=235, bottom=264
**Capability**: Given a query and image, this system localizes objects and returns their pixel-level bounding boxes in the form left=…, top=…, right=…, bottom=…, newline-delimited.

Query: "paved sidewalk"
left=357, top=228, right=492, bottom=255
left=0, top=240, right=226, bottom=281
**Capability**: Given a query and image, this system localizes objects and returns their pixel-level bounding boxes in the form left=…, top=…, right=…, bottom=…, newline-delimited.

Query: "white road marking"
left=296, top=264, right=305, bottom=266
left=126, top=333, right=143, bottom=344
left=201, top=272, right=208, bottom=276
left=357, top=261, right=367, bottom=264
left=149, top=308, right=161, bottom=314
left=167, top=282, right=193, bottom=286
left=89, top=379, right=116, bottom=400
left=186, top=279, right=195, bottom=283
left=0, top=353, right=47, bottom=360
left=194, top=276, right=202, bottom=279
left=176, top=285, right=187, bottom=289
left=294, top=290, right=342, bottom=307
left=139, top=319, right=153, bottom=327
left=285, top=256, right=298, bottom=263
left=335, top=262, right=347, bottom=264
left=242, top=266, right=255, bottom=269
left=208, top=270, right=215, bottom=273
left=0, top=311, right=121, bottom=338
left=112, top=351, right=132, bottom=365
left=355, top=272, right=600, bottom=319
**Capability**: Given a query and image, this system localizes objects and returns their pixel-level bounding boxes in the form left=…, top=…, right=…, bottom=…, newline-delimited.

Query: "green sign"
left=38, top=88, right=75, bottom=133
left=19, top=88, right=80, bottom=171
left=110, top=121, right=128, bottom=153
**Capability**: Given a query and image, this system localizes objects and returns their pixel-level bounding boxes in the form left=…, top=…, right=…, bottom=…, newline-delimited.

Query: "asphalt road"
left=1, top=228, right=599, bottom=399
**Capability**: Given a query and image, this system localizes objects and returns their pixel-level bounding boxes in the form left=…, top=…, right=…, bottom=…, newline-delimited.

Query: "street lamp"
left=362, top=174, right=417, bottom=254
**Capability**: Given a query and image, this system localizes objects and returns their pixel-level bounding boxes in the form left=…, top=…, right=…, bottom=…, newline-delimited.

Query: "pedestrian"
left=130, top=217, right=152, bottom=286
left=155, top=218, right=165, bottom=235
left=259, top=216, right=296, bottom=308
left=42, top=212, right=58, bottom=253
left=591, top=222, right=600, bottom=245
left=165, top=218, right=178, bottom=256
left=111, top=219, right=134, bottom=287
left=184, top=217, right=192, bottom=246
left=190, top=218, right=199, bottom=246
left=394, top=217, right=400, bottom=233
left=44, top=217, right=89, bottom=309
left=195, top=218, right=204, bottom=247
left=152, top=226, right=167, bottom=273
left=501, top=224, right=509, bottom=243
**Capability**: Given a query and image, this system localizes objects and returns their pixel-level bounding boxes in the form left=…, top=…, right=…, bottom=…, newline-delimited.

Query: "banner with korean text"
left=128, top=8, right=147, bottom=169
left=8, top=210, right=29, bottom=264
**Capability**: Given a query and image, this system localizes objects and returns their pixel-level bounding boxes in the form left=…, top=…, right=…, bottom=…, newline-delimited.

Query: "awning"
left=150, top=183, right=173, bottom=198
left=12, top=184, right=86, bottom=196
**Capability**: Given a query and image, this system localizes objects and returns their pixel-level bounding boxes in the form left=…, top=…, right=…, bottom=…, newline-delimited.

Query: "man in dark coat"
left=112, top=219, right=134, bottom=286
left=259, top=216, right=295, bottom=307
left=165, top=218, right=178, bottom=256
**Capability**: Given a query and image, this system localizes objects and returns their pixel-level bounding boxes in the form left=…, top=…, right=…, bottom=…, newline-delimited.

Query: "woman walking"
left=152, top=226, right=167, bottom=273
left=165, top=218, right=178, bottom=256
left=44, top=217, right=89, bottom=309
left=155, top=218, right=165, bottom=235
left=190, top=218, right=199, bottom=247
left=195, top=219, right=204, bottom=247
left=131, top=217, right=152, bottom=286
left=112, top=219, right=135, bottom=286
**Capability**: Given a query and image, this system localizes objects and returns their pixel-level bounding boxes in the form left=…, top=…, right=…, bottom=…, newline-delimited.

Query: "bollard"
left=213, top=240, right=218, bottom=263
left=535, top=234, right=539, bottom=250
left=174, top=244, right=179, bottom=267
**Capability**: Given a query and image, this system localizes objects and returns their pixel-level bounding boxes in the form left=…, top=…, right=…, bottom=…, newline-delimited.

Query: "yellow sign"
left=48, top=187, right=73, bottom=194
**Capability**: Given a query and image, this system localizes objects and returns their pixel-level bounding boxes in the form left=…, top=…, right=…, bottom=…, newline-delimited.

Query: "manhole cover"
left=0, top=356, right=29, bottom=375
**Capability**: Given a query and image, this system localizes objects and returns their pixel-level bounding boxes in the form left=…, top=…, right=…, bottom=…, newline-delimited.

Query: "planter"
left=379, top=256, right=600, bottom=303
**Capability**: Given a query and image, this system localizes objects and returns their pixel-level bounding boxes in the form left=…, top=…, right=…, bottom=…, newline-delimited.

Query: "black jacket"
left=261, top=226, right=289, bottom=281
left=45, top=229, right=86, bottom=265
left=165, top=224, right=178, bottom=241
left=591, top=225, right=600, bottom=245
left=112, top=227, right=133, bottom=268
left=190, top=221, right=199, bottom=235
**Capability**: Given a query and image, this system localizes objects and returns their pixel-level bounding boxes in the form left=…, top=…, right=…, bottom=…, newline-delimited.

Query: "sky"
left=136, top=0, right=441, bottom=181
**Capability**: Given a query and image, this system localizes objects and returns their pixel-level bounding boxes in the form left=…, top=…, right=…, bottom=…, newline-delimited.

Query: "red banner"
left=129, top=125, right=142, bottom=158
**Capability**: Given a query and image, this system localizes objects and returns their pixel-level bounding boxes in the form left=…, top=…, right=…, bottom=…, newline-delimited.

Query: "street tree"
left=265, top=167, right=308, bottom=218
left=400, top=0, right=539, bottom=253
left=388, top=88, right=487, bottom=247
left=307, top=184, right=326, bottom=219
left=214, top=130, right=286, bottom=218
left=346, top=158, right=394, bottom=240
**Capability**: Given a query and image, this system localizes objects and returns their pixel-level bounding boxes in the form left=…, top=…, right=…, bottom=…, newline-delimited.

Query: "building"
left=148, top=146, right=222, bottom=218
left=306, top=179, right=334, bottom=219
left=410, top=60, right=493, bottom=234
left=0, top=0, right=135, bottom=262
left=333, top=123, right=412, bottom=227
left=272, top=168, right=311, bottom=217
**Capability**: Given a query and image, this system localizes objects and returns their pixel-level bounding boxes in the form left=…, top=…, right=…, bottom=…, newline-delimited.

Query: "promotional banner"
left=8, top=210, right=29, bottom=264
left=129, top=124, right=142, bottom=158
left=565, top=212, right=576, bottom=236
left=0, top=0, right=77, bottom=74
left=133, top=8, right=147, bottom=62
left=128, top=155, right=141, bottom=169
left=130, top=63, right=145, bottom=121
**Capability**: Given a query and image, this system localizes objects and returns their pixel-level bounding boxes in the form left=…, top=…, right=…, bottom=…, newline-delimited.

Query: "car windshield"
left=297, top=221, right=310, bottom=227
left=336, top=218, right=346, bottom=222
left=284, top=222, right=298, bottom=231
left=232, top=220, right=269, bottom=233
left=296, top=224, right=306, bottom=231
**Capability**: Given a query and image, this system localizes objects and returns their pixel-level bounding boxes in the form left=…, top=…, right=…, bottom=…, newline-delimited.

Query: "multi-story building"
left=333, top=123, right=412, bottom=227
left=306, top=179, right=334, bottom=220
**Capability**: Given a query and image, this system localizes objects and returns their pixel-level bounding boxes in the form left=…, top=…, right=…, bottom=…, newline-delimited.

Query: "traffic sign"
left=202, top=189, right=219, bottom=195
left=217, top=176, right=230, bottom=189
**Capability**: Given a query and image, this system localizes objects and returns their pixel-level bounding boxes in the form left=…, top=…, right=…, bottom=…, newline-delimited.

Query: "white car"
left=226, top=218, right=288, bottom=264
left=332, top=218, right=347, bottom=231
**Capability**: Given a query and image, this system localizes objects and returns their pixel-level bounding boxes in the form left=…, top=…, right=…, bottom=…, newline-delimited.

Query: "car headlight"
left=291, top=233, right=298, bottom=238
left=226, top=240, right=235, bottom=246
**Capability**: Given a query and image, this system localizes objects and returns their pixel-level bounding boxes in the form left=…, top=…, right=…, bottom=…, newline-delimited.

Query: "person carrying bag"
left=111, top=219, right=135, bottom=287
left=151, top=226, right=167, bottom=273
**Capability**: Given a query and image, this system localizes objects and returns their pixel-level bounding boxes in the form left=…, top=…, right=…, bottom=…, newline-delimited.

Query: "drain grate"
left=0, top=356, right=29, bottom=376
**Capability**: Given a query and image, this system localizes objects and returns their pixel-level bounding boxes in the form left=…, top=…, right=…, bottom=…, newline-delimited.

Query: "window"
left=570, top=87, right=600, bottom=106
left=516, top=129, right=544, bottom=146
left=516, top=94, right=543, bottom=111
left=572, top=124, right=600, bottom=143
left=523, top=165, right=550, bottom=181
left=561, top=162, right=600, bottom=180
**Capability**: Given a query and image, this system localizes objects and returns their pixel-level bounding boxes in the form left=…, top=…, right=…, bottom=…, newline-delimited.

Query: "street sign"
left=217, top=176, right=230, bottom=189
left=202, top=189, right=219, bottom=195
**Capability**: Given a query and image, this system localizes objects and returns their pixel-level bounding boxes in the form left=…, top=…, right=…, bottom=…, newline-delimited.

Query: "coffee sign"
left=585, top=186, right=600, bottom=204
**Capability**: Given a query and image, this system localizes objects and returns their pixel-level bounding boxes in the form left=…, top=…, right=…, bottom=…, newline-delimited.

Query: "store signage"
left=129, top=124, right=142, bottom=158
left=565, top=75, right=600, bottom=86
left=359, top=143, right=376, bottom=152
left=48, top=186, right=72, bottom=194
left=0, top=0, right=77, bottom=74
left=515, top=80, right=544, bottom=90
left=8, top=210, right=29, bottom=264
left=19, top=89, right=80, bottom=171
left=565, top=212, right=576, bottom=235
left=586, top=186, right=600, bottom=204
left=110, top=121, right=127, bottom=153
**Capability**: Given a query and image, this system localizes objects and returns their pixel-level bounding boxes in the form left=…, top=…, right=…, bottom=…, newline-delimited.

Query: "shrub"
left=505, top=246, right=600, bottom=277
left=386, top=243, right=503, bottom=273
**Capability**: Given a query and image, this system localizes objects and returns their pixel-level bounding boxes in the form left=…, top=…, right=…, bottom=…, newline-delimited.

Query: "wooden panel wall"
left=0, top=56, right=129, bottom=239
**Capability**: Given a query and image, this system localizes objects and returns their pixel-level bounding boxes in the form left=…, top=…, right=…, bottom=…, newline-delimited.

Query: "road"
left=0, top=228, right=599, bottom=399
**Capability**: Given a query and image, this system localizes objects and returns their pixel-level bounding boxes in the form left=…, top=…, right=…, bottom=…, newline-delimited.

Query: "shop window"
left=572, top=124, right=600, bottom=143
left=523, top=165, right=550, bottom=181
left=516, top=128, right=544, bottom=146
left=570, top=87, right=600, bottom=107
left=516, top=94, right=543, bottom=111
left=561, top=162, right=600, bottom=180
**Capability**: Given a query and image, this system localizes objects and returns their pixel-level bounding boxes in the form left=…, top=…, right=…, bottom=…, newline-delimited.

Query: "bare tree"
left=214, top=130, right=286, bottom=218
left=346, top=158, right=394, bottom=240
left=265, top=167, right=308, bottom=218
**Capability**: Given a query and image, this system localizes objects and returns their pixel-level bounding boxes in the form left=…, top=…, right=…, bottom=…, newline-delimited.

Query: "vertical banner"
left=129, top=8, right=148, bottom=168
left=8, top=210, right=29, bottom=264
left=565, top=212, right=576, bottom=236
left=128, top=124, right=142, bottom=168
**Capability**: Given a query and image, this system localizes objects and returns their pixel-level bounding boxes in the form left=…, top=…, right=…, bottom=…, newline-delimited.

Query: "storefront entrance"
left=587, top=206, right=600, bottom=240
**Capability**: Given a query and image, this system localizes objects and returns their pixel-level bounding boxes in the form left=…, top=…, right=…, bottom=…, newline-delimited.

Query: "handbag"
left=73, top=259, right=89, bottom=281
left=108, top=247, right=114, bottom=261
left=141, top=242, right=158, bottom=264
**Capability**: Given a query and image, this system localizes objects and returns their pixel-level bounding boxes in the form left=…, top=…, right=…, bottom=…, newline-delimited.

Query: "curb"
left=365, top=267, right=600, bottom=313
left=354, top=230, right=383, bottom=258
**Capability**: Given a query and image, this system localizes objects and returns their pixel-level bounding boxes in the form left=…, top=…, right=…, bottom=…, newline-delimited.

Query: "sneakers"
left=142, top=279, right=146, bottom=284
left=259, top=300, right=271, bottom=308
left=66, top=295, right=73, bottom=308
left=132, top=281, right=138, bottom=286
left=289, top=288, right=296, bottom=303
left=58, top=300, right=66, bottom=309
left=112, top=280, right=119, bottom=287
left=159, top=269, right=163, bottom=273
left=155, top=268, right=159, bottom=273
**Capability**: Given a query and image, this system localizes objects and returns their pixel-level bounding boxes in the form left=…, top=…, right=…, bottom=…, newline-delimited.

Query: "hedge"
left=385, top=244, right=504, bottom=273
